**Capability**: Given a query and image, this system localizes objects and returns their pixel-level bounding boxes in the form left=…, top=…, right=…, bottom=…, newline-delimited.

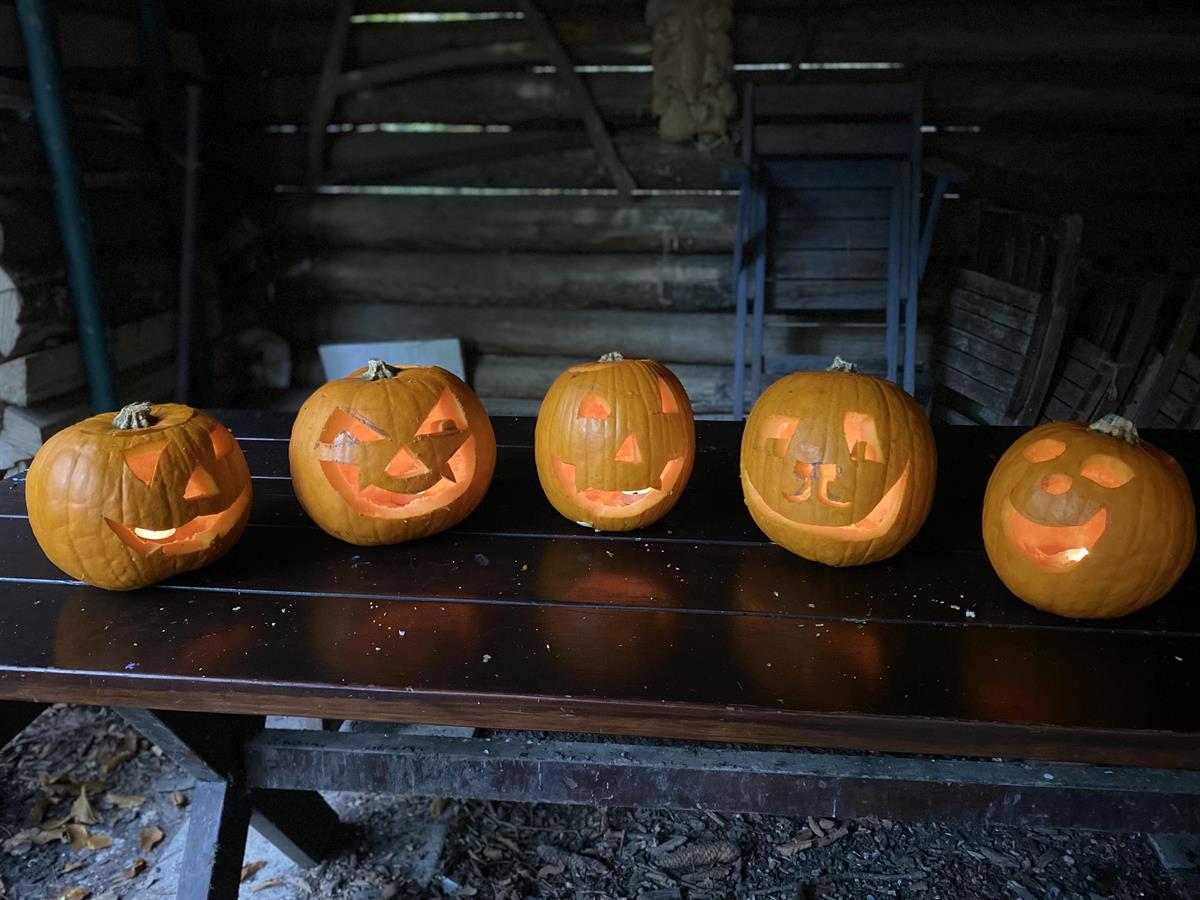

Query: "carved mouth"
left=321, top=436, right=477, bottom=518
left=106, top=486, right=252, bottom=556
left=744, top=463, right=910, bottom=542
left=1002, top=496, right=1107, bottom=571
left=552, top=456, right=684, bottom=520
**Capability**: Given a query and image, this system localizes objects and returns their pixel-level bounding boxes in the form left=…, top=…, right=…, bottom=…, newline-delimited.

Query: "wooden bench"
left=1, top=412, right=1197, bottom=898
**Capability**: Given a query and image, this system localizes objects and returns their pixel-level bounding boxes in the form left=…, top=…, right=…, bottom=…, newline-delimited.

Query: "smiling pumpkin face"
left=290, top=360, right=496, bottom=545
left=740, top=360, right=936, bottom=566
left=26, top=402, right=252, bottom=590
left=535, top=353, right=695, bottom=531
left=982, top=415, right=1195, bottom=618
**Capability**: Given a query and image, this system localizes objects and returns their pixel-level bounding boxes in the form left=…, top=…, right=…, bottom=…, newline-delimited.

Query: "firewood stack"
left=0, top=257, right=178, bottom=476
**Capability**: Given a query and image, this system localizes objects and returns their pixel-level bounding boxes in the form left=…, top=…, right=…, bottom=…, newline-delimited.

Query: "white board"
left=318, top=338, right=466, bottom=381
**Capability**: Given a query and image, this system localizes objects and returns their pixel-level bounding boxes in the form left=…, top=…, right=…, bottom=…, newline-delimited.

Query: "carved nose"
left=183, top=464, right=219, bottom=500
left=1041, top=473, right=1072, bottom=495
left=614, top=432, right=641, bottom=463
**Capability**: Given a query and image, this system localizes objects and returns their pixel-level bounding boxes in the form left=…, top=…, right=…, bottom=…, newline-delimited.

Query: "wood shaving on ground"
left=99, top=733, right=139, bottom=774
left=242, top=860, right=269, bottom=882
left=251, top=878, right=285, bottom=892
left=105, top=792, right=145, bottom=810
left=121, top=858, right=147, bottom=879
left=138, top=825, right=164, bottom=852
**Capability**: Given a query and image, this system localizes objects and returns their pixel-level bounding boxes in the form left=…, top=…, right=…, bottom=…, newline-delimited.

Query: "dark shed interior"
left=1, top=0, right=1198, bottom=466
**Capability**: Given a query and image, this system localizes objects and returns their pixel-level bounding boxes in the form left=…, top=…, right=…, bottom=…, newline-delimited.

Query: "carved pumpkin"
left=982, top=414, right=1195, bottom=618
left=289, top=360, right=496, bottom=545
left=534, top=352, right=695, bottom=531
left=26, top=402, right=252, bottom=590
left=740, top=358, right=936, bottom=566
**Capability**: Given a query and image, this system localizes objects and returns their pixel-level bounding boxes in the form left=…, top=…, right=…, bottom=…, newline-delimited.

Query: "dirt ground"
left=0, top=705, right=1192, bottom=899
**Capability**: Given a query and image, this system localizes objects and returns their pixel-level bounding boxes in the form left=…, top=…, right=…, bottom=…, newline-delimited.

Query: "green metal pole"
left=16, top=0, right=117, bottom=412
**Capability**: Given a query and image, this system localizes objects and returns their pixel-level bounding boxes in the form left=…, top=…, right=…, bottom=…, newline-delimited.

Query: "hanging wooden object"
left=647, top=0, right=736, bottom=146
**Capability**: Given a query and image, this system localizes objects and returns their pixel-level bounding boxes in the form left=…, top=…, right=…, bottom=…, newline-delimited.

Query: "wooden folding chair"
left=1123, top=277, right=1200, bottom=427
left=930, top=211, right=1082, bottom=425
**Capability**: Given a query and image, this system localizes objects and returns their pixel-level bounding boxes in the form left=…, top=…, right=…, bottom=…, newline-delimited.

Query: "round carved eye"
left=1023, top=438, right=1066, bottom=463
left=578, top=393, right=611, bottom=419
left=1080, top=454, right=1135, bottom=488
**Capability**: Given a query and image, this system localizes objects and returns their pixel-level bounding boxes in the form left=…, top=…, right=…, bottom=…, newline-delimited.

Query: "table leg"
left=116, top=709, right=338, bottom=898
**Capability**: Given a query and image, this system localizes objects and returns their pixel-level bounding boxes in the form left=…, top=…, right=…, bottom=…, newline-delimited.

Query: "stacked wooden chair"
left=728, top=82, right=959, bottom=415
left=930, top=208, right=1083, bottom=425
left=1120, top=277, right=1200, bottom=427
left=1041, top=267, right=1167, bottom=422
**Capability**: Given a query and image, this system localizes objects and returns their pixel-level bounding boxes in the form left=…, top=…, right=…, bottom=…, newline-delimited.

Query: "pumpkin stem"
left=1088, top=413, right=1139, bottom=445
left=362, top=358, right=398, bottom=381
left=598, top=351, right=624, bottom=363
left=827, top=356, right=859, bottom=373
left=112, top=402, right=156, bottom=430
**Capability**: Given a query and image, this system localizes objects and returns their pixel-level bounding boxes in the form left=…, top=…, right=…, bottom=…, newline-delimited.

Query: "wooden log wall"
left=0, top=2, right=205, bottom=468
left=201, top=1, right=1199, bottom=414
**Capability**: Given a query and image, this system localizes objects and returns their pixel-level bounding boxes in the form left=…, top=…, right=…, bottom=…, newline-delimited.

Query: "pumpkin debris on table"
left=535, top=352, right=695, bottom=531
left=25, top=402, right=252, bottom=590
left=739, top=358, right=936, bottom=566
left=289, top=359, right=496, bottom=545
left=982, top=414, right=1195, bottom=618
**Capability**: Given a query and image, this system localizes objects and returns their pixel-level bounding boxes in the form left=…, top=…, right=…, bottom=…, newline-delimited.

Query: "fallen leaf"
left=139, top=825, right=164, bottom=853
left=100, top=732, right=139, bottom=774
left=56, top=889, right=90, bottom=900
left=122, top=858, right=148, bottom=879
left=106, top=793, right=146, bottom=810
left=30, top=795, right=50, bottom=825
left=61, top=860, right=87, bottom=874
left=241, top=860, right=268, bottom=883
left=171, top=791, right=188, bottom=808
left=251, top=879, right=284, bottom=892
left=70, top=788, right=100, bottom=825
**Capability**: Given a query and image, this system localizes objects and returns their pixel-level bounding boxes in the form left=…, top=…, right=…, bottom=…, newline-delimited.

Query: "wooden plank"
left=467, top=354, right=732, bottom=413
left=936, top=326, right=1024, bottom=374
left=275, top=193, right=737, bottom=254
left=771, top=249, right=887, bottom=280
left=772, top=218, right=889, bottom=250
left=954, top=268, right=1043, bottom=313
left=269, top=127, right=726, bottom=189
left=0, top=312, right=175, bottom=406
left=948, top=287, right=1036, bottom=333
left=275, top=250, right=730, bottom=310
left=1132, top=279, right=1200, bottom=427
left=943, top=306, right=1030, bottom=351
left=1181, top=352, right=1200, bottom=382
left=264, top=6, right=1200, bottom=73
left=770, top=280, right=887, bottom=311
left=754, top=82, right=920, bottom=117
left=271, top=300, right=928, bottom=366
left=754, top=122, right=913, bottom=157
left=930, top=352, right=1009, bottom=411
left=773, top=190, right=891, bottom=220
left=245, top=729, right=1200, bottom=833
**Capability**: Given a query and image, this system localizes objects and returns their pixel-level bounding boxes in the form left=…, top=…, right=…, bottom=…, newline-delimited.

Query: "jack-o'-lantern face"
left=535, top=354, right=695, bottom=531
left=740, top=362, right=936, bottom=566
left=315, top=388, right=476, bottom=519
left=289, top=361, right=496, bottom=546
left=982, top=416, right=1196, bottom=618
left=26, top=403, right=253, bottom=590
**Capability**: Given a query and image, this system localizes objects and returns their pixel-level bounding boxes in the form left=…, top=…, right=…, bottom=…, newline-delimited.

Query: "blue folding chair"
left=728, top=82, right=960, bottom=415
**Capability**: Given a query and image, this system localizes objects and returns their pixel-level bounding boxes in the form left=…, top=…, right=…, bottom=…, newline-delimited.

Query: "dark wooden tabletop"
left=0, top=412, right=1196, bottom=767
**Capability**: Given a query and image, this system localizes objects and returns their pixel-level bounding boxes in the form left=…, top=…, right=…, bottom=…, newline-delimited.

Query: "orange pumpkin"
left=982, top=414, right=1195, bottom=618
left=26, top=402, right=252, bottom=590
left=289, top=360, right=496, bottom=545
left=740, top=358, right=936, bottom=566
left=535, top=352, right=695, bottom=531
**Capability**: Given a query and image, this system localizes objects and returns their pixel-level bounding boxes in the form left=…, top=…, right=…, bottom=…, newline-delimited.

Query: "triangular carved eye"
left=578, top=393, right=610, bottom=419
left=125, top=442, right=167, bottom=484
left=183, top=464, right=220, bottom=500
left=209, top=425, right=237, bottom=461
left=320, top=408, right=387, bottom=444
left=658, top=378, right=679, bottom=414
left=417, top=388, right=468, bottom=435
